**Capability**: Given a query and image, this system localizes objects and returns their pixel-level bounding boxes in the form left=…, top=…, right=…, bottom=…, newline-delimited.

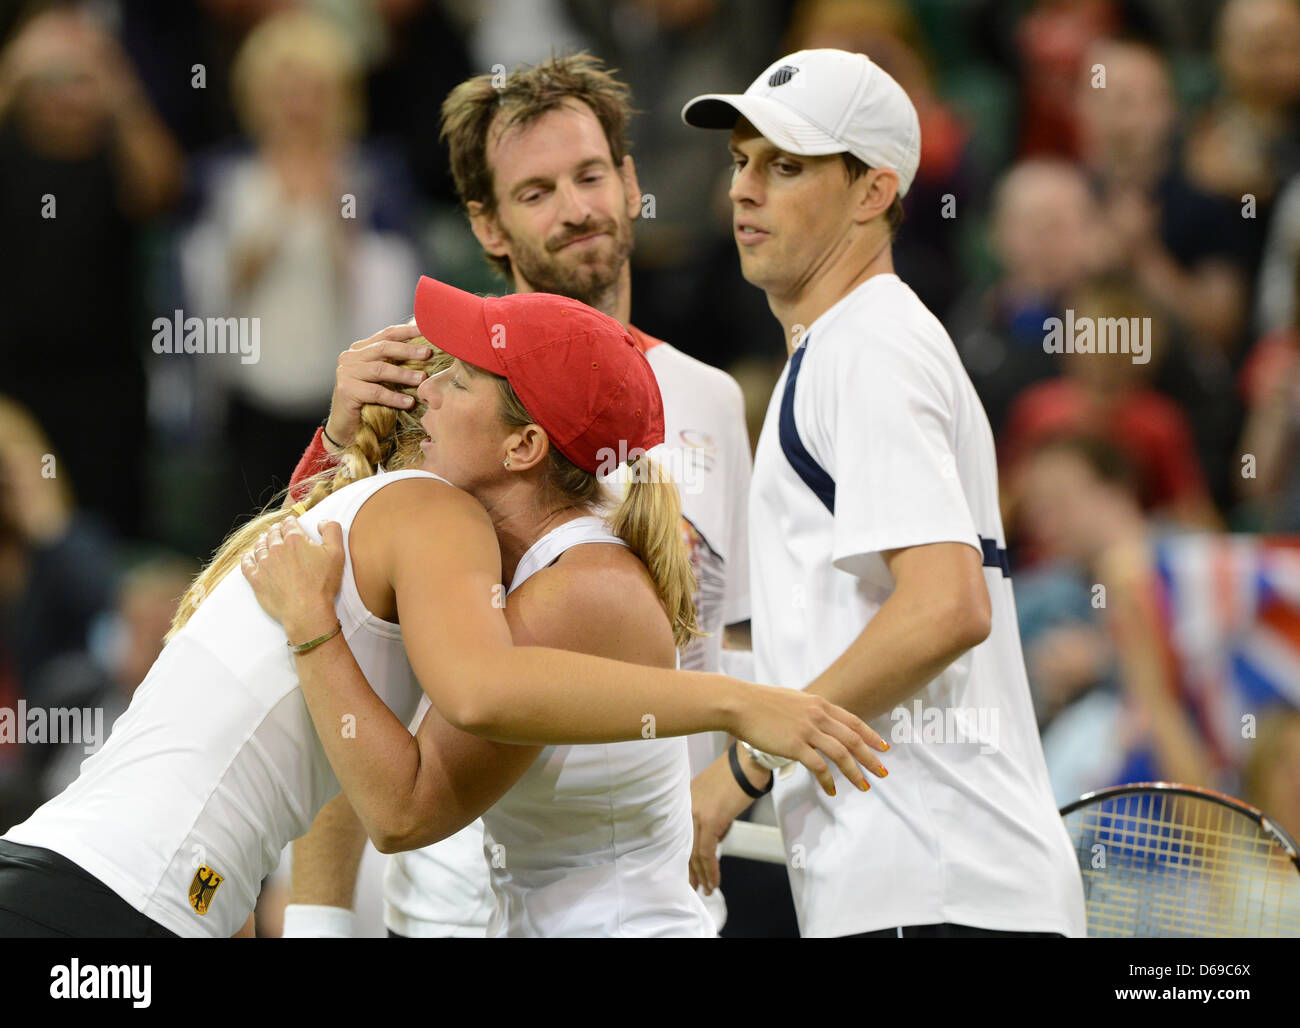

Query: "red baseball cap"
left=413, top=276, right=665, bottom=473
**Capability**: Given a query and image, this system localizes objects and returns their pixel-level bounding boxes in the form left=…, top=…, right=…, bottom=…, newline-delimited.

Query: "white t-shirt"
left=382, top=330, right=751, bottom=936
left=380, top=697, right=497, bottom=937
left=749, top=273, right=1086, bottom=938
left=640, top=332, right=753, bottom=673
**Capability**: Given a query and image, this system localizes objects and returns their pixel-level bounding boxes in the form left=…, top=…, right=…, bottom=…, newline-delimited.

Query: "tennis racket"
left=1060, top=782, right=1300, bottom=938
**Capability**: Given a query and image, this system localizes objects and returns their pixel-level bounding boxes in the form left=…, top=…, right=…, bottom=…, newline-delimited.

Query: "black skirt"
left=0, top=838, right=179, bottom=938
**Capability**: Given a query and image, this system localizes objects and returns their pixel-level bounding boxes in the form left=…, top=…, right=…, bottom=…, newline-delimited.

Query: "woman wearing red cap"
left=0, top=279, right=885, bottom=939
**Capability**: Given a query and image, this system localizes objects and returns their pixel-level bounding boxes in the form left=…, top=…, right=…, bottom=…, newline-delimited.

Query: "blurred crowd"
left=0, top=0, right=1298, bottom=855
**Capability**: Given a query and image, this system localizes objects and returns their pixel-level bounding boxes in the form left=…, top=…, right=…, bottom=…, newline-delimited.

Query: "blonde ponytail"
left=166, top=346, right=451, bottom=642
left=607, top=454, right=700, bottom=650
left=492, top=377, right=700, bottom=650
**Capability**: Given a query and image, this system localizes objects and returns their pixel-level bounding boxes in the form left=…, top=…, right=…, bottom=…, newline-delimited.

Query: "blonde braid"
left=167, top=347, right=450, bottom=642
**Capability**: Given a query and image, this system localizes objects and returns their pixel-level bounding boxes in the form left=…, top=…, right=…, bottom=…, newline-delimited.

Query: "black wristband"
left=728, top=741, right=772, bottom=799
left=321, top=422, right=344, bottom=450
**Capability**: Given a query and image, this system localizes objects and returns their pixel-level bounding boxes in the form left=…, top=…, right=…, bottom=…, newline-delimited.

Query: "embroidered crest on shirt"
left=188, top=865, right=224, bottom=915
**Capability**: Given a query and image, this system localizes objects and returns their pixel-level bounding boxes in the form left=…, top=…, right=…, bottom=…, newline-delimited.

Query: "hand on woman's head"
left=323, top=324, right=432, bottom=450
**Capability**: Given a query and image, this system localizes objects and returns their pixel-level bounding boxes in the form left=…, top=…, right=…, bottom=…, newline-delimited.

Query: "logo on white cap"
left=682, top=49, right=922, bottom=198
left=768, top=65, right=800, bottom=88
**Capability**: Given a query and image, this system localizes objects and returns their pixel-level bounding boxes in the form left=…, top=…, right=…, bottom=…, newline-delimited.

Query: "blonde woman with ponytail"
left=0, top=279, right=886, bottom=940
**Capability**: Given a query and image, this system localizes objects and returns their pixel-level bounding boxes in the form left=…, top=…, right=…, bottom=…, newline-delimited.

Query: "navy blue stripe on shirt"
left=778, top=339, right=837, bottom=515
left=980, top=537, right=1011, bottom=577
left=777, top=336, right=1010, bottom=577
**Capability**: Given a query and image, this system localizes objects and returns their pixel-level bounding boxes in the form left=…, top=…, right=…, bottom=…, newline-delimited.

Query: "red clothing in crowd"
left=1000, top=377, right=1210, bottom=511
left=1016, top=0, right=1122, bottom=157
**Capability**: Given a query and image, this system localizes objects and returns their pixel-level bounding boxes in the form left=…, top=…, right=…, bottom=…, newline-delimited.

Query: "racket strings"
left=1064, top=791, right=1300, bottom=937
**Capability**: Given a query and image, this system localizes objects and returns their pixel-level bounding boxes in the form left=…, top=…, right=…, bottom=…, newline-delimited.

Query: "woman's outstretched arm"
left=243, top=479, right=887, bottom=813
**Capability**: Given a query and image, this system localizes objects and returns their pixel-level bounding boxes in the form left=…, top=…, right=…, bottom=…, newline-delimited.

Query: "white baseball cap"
left=681, top=49, right=922, bottom=197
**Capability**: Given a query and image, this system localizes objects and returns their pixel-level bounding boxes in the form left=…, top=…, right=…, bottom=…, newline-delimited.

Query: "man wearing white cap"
left=682, top=50, right=1086, bottom=938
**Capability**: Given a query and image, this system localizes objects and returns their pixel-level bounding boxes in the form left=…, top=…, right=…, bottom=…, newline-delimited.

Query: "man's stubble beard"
left=506, top=215, right=635, bottom=311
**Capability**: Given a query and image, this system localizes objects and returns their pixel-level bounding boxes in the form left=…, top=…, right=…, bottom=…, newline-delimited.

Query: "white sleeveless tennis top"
left=4, top=469, right=442, bottom=938
left=386, top=515, right=715, bottom=938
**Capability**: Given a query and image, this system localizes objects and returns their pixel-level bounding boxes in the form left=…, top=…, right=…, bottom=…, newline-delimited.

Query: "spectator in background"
left=1075, top=35, right=1248, bottom=505
left=782, top=0, right=976, bottom=322
left=1236, top=256, right=1300, bottom=529
left=953, top=158, right=1101, bottom=435
left=1014, top=0, right=1123, bottom=158
left=117, top=0, right=281, bottom=155
left=1255, top=170, right=1300, bottom=334
left=32, top=555, right=196, bottom=802
left=0, top=7, right=183, bottom=541
left=1243, top=4, right=1300, bottom=336
left=181, top=8, right=420, bottom=536
left=1000, top=275, right=1220, bottom=529
left=1184, top=0, right=1300, bottom=276
left=0, top=397, right=116, bottom=822
left=461, top=0, right=592, bottom=82
left=1010, top=436, right=1300, bottom=804
left=1010, top=435, right=1145, bottom=804
left=1241, top=709, right=1300, bottom=846
left=1104, top=530, right=1300, bottom=795
left=335, top=0, right=474, bottom=210
left=1194, top=0, right=1300, bottom=343
left=1236, top=708, right=1300, bottom=939
left=1078, top=36, right=1251, bottom=357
